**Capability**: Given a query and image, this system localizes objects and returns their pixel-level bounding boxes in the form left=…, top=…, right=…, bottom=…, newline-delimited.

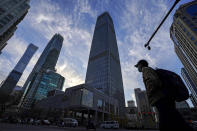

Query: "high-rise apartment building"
left=181, top=68, right=197, bottom=108
left=0, top=0, right=30, bottom=54
left=20, top=34, right=63, bottom=110
left=170, top=1, right=197, bottom=104
left=0, top=43, right=37, bottom=96
left=85, top=12, right=125, bottom=116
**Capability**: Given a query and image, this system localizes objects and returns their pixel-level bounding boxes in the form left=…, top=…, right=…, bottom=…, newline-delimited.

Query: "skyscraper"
left=85, top=12, right=125, bottom=116
left=170, top=1, right=197, bottom=104
left=0, top=43, right=37, bottom=96
left=20, top=34, right=63, bottom=110
left=0, top=0, right=30, bottom=54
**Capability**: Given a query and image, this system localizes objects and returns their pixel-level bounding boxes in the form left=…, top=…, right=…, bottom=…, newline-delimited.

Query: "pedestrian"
left=135, top=59, right=194, bottom=131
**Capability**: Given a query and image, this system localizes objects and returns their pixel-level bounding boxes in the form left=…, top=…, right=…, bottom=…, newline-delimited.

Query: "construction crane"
left=144, top=0, right=181, bottom=50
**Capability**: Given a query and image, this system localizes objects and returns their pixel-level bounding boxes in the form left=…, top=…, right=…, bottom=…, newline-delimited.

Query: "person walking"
left=135, top=59, right=194, bottom=131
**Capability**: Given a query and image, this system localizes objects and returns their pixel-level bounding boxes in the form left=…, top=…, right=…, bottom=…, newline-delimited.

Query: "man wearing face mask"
left=135, top=59, right=194, bottom=131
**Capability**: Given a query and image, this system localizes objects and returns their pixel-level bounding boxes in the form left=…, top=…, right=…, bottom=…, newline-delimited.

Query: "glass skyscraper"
left=170, top=1, right=197, bottom=105
left=0, top=0, right=30, bottom=54
left=85, top=12, right=125, bottom=116
left=20, top=34, right=63, bottom=110
left=0, top=43, right=37, bottom=96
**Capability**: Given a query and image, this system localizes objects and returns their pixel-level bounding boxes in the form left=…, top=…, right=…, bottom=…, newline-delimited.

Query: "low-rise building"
left=35, top=84, right=119, bottom=125
left=125, top=100, right=140, bottom=129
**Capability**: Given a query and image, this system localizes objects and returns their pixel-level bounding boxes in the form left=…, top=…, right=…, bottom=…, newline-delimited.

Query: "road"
left=0, top=123, right=159, bottom=131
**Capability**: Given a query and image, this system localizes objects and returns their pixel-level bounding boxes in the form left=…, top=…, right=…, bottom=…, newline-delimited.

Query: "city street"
left=0, top=123, right=158, bottom=131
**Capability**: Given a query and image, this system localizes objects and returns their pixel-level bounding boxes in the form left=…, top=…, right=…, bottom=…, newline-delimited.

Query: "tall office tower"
left=0, top=43, right=37, bottom=96
left=0, top=0, right=30, bottom=54
left=20, top=34, right=63, bottom=110
left=181, top=68, right=197, bottom=108
left=170, top=1, right=197, bottom=105
left=85, top=12, right=125, bottom=116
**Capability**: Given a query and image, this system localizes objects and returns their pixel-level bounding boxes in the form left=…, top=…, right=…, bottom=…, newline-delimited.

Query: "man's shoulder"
left=142, top=67, right=158, bottom=79
left=142, top=67, right=155, bottom=72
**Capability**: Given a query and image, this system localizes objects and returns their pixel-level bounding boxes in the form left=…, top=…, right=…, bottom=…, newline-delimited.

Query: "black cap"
left=135, top=59, right=148, bottom=68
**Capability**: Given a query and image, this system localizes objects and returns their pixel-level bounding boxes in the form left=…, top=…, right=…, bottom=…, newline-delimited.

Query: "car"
left=42, top=120, right=51, bottom=125
left=63, top=118, right=78, bottom=127
left=100, top=121, right=119, bottom=129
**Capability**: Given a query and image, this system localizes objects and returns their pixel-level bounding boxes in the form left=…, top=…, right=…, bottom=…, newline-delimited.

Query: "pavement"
left=0, top=123, right=159, bottom=131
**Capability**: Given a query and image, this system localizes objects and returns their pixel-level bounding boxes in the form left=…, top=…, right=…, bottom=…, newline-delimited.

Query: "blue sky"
left=0, top=0, right=194, bottom=106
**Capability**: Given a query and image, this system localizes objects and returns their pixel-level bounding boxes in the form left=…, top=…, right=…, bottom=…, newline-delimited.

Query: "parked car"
left=63, top=118, right=78, bottom=127
left=100, top=121, right=119, bottom=129
left=42, top=120, right=51, bottom=125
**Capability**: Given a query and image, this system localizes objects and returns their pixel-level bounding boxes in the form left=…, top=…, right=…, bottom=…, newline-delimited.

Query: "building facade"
left=127, top=100, right=135, bottom=108
left=85, top=12, right=125, bottom=116
left=134, top=88, right=156, bottom=129
left=181, top=68, right=197, bottom=108
left=29, top=70, right=64, bottom=105
left=170, top=1, right=197, bottom=105
left=0, top=0, right=30, bottom=54
left=125, top=100, right=140, bottom=128
left=20, top=34, right=63, bottom=110
left=0, top=43, right=37, bottom=96
left=35, top=84, right=119, bottom=125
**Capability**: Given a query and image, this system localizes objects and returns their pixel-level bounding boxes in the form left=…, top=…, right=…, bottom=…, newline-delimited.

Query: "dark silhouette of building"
left=85, top=12, right=125, bottom=116
left=0, top=0, right=30, bottom=54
